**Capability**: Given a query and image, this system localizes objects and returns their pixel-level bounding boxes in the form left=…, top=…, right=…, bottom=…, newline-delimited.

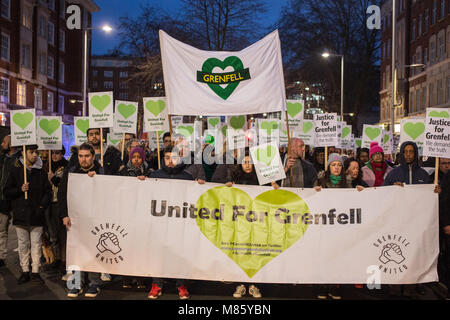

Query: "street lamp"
left=321, top=51, right=344, bottom=121
left=82, top=24, right=113, bottom=116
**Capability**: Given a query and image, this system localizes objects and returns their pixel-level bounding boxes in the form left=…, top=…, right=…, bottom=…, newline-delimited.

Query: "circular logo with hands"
left=96, top=232, right=122, bottom=255
left=379, top=243, right=405, bottom=264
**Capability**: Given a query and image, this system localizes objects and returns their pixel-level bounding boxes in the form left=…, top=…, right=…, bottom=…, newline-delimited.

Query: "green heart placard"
left=230, top=116, right=246, bottom=130
left=428, top=110, right=449, bottom=118
left=196, top=187, right=309, bottom=278
left=39, top=119, right=60, bottom=136
left=146, top=100, right=166, bottom=117
left=302, top=122, right=313, bottom=134
left=403, top=122, right=425, bottom=140
left=341, top=127, right=350, bottom=139
left=255, top=145, right=277, bottom=166
left=117, top=103, right=136, bottom=119
left=208, top=118, right=220, bottom=128
left=90, top=95, right=111, bottom=113
left=287, top=102, right=303, bottom=118
left=261, top=121, right=279, bottom=135
left=365, top=127, right=381, bottom=140
left=384, top=134, right=390, bottom=144
left=13, top=112, right=33, bottom=130
left=76, top=119, right=89, bottom=135
left=177, top=126, right=194, bottom=138
left=356, top=139, right=362, bottom=148
left=221, top=125, right=228, bottom=136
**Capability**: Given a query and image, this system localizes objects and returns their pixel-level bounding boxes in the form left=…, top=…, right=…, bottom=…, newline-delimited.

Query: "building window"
left=39, top=15, right=47, bottom=39
left=16, top=83, right=26, bottom=106
left=425, top=9, right=429, bottom=33
left=119, top=82, right=128, bottom=89
left=104, top=81, right=113, bottom=89
left=1, top=0, right=10, bottom=19
left=38, top=53, right=46, bottom=74
left=422, top=87, right=426, bottom=110
left=418, top=14, right=422, bottom=36
left=104, top=71, right=113, bottom=78
left=48, top=0, right=55, bottom=11
left=22, top=4, right=32, bottom=29
left=430, top=40, right=436, bottom=63
left=433, top=0, right=437, bottom=24
left=58, top=95, right=64, bottom=113
left=119, top=92, right=128, bottom=100
left=34, top=88, right=42, bottom=109
left=60, top=0, right=65, bottom=19
left=48, top=56, right=54, bottom=79
left=1, top=33, right=9, bottom=61
left=92, top=81, right=98, bottom=89
left=438, top=79, right=444, bottom=105
left=441, top=0, right=445, bottom=19
left=0, top=78, right=8, bottom=103
left=93, top=70, right=98, bottom=77
left=120, top=71, right=128, bottom=78
left=59, top=62, right=64, bottom=83
left=412, top=19, right=416, bottom=41
left=48, top=22, right=55, bottom=45
left=47, top=92, right=54, bottom=111
left=21, top=44, right=31, bottom=68
left=438, top=35, right=444, bottom=61
left=424, top=47, right=428, bottom=64
left=59, top=31, right=65, bottom=51
left=429, top=83, right=435, bottom=106
left=417, top=49, right=422, bottom=65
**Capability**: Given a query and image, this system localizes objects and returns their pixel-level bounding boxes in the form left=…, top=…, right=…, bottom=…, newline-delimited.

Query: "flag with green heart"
left=314, top=113, right=338, bottom=147
left=250, top=142, right=286, bottom=185
left=10, top=109, right=37, bottom=147
left=74, top=116, right=89, bottom=145
left=114, top=100, right=138, bottom=134
left=258, top=119, right=280, bottom=146
left=159, top=30, right=286, bottom=116
left=89, top=92, right=113, bottom=128
left=423, top=107, right=450, bottom=158
left=143, top=97, right=169, bottom=132
left=286, top=100, right=304, bottom=131
left=226, top=115, right=247, bottom=149
left=400, top=119, right=425, bottom=156
left=361, top=124, right=383, bottom=149
left=36, top=116, right=62, bottom=150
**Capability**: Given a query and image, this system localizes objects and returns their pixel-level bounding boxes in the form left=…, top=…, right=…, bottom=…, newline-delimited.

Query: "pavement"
left=0, top=224, right=448, bottom=300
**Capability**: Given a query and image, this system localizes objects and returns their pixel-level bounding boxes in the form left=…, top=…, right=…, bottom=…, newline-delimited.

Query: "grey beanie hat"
left=327, top=153, right=343, bottom=168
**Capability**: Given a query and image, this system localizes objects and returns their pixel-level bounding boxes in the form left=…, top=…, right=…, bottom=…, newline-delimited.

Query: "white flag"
left=160, top=30, right=286, bottom=116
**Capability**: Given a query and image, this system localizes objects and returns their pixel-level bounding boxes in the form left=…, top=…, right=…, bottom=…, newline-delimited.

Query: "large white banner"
left=160, top=30, right=286, bottom=116
left=67, top=175, right=438, bottom=284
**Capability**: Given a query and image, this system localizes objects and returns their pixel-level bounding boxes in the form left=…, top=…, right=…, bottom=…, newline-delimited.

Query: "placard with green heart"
left=428, top=110, right=449, bottom=118
left=76, top=119, right=89, bottom=135
left=287, top=101, right=303, bottom=118
left=145, top=99, right=166, bottom=117
left=221, top=125, right=228, bottom=136
left=260, top=121, right=279, bottom=135
left=255, top=145, right=277, bottom=166
left=39, top=119, right=60, bottom=136
left=208, top=118, right=220, bottom=128
left=302, top=121, right=313, bottom=134
left=90, top=94, right=111, bottom=113
left=177, top=125, right=194, bottom=138
left=403, top=122, right=425, bottom=140
left=341, top=127, right=351, bottom=139
left=365, top=127, right=381, bottom=140
left=356, top=139, right=362, bottom=148
left=384, top=134, right=390, bottom=144
left=13, top=112, right=34, bottom=130
left=195, top=187, right=309, bottom=277
left=229, top=116, right=246, bottom=131
left=117, top=103, right=137, bottom=119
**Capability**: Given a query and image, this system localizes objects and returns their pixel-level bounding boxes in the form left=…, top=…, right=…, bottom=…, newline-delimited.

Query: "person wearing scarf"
left=361, top=142, right=393, bottom=187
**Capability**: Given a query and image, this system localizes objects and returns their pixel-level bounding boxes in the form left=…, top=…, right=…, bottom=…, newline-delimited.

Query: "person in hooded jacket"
left=361, top=142, right=393, bottom=187
left=4, top=145, right=52, bottom=285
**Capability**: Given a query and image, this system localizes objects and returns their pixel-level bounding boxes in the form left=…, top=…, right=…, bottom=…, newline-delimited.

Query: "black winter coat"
left=0, top=150, right=21, bottom=214
left=150, top=162, right=194, bottom=181
left=4, top=158, right=52, bottom=227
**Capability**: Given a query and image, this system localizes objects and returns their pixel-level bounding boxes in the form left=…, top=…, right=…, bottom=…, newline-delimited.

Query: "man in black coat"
left=4, top=145, right=52, bottom=284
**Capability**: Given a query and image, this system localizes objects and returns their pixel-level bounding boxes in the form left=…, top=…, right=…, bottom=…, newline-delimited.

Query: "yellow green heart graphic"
left=302, top=122, right=313, bottom=134
left=197, top=56, right=250, bottom=100
left=221, top=125, right=228, bottom=136
left=356, top=139, right=362, bottom=148
left=287, top=102, right=303, bottom=118
left=255, top=145, right=277, bottom=166
left=404, top=122, right=425, bottom=140
left=90, top=95, right=111, bottom=112
left=76, top=119, right=89, bottom=134
left=117, top=103, right=136, bottom=119
left=108, top=136, right=120, bottom=145
left=230, top=116, right=246, bottom=130
left=384, top=134, right=390, bottom=144
left=146, top=100, right=166, bottom=117
left=428, top=110, right=449, bottom=118
left=177, top=125, right=194, bottom=138
left=365, top=127, right=381, bottom=140
left=196, top=187, right=309, bottom=277
left=341, top=127, right=350, bottom=139
left=208, top=118, right=220, bottom=128
left=13, top=112, right=34, bottom=130
left=261, top=121, right=279, bottom=135
left=39, top=119, right=60, bottom=135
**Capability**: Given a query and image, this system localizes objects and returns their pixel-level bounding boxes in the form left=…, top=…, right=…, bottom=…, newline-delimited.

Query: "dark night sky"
left=91, top=0, right=288, bottom=55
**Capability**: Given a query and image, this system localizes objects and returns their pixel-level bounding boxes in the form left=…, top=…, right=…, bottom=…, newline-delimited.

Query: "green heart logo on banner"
left=39, top=119, right=60, bottom=136
left=404, top=122, right=425, bottom=140
left=177, top=126, right=194, bottom=138
left=208, top=118, right=220, bottom=128
left=230, top=116, right=246, bottom=130
left=356, top=139, right=362, bottom=148
left=341, top=127, right=350, bottom=139
left=146, top=100, right=166, bottom=117
left=221, top=125, right=228, bottom=136
left=384, top=134, right=390, bottom=144
left=365, top=127, right=381, bottom=140
left=108, top=136, right=120, bottom=145
left=428, top=110, right=449, bottom=118
left=90, top=95, right=111, bottom=113
left=302, top=122, right=313, bottom=134
left=76, top=119, right=89, bottom=135
left=118, top=104, right=136, bottom=119
left=201, top=56, right=246, bottom=100
left=281, top=130, right=288, bottom=136
left=196, top=187, right=309, bottom=278
left=13, top=112, right=33, bottom=130
left=255, top=145, right=277, bottom=166
left=287, top=102, right=303, bottom=118
left=261, top=121, right=279, bottom=135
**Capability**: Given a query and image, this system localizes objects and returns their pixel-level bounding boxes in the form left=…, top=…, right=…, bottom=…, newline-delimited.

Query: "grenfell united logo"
left=91, top=223, right=128, bottom=265
left=373, top=234, right=409, bottom=276
left=197, top=56, right=251, bottom=100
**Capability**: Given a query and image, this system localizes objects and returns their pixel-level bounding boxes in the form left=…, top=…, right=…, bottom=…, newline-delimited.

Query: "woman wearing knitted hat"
left=361, top=142, right=393, bottom=187
left=313, top=153, right=364, bottom=300
left=119, top=146, right=152, bottom=180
